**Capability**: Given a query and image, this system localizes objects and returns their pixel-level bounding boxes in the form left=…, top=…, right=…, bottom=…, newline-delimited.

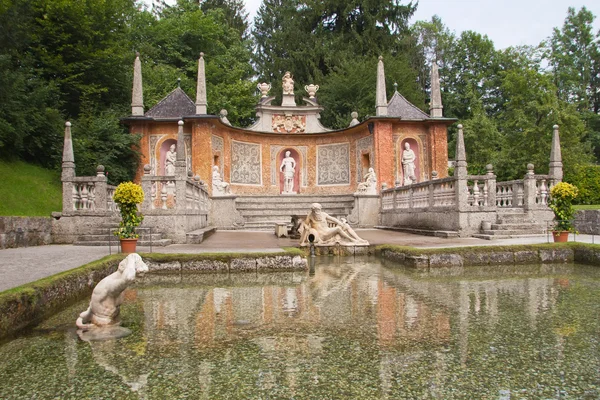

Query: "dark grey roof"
left=145, top=87, right=195, bottom=118
left=387, top=91, right=430, bottom=120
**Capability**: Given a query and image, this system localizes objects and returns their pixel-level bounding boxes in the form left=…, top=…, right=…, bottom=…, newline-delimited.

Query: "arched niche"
left=159, top=139, right=177, bottom=176
left=399, top=137, right=421, bottom=185
left=277, top=148, right=301, bottom=194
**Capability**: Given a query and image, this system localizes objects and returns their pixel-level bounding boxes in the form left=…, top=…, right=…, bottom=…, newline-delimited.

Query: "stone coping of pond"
left=376, top=242, right=600, bottom=270
left=1, top=243, right=599, bottom=341
left=0, top=249, right=307, bottom=341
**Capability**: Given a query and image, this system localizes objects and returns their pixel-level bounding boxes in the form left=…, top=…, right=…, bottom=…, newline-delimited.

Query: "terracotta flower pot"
left=552, top=231, right=569, bottom=243
left=120, top=238, right=138, bottom=253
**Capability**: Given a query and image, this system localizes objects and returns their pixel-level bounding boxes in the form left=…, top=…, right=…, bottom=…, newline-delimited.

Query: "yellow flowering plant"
left=549, top=182, right=578, bottom=232
left=113, top=182, right=144, bottom=239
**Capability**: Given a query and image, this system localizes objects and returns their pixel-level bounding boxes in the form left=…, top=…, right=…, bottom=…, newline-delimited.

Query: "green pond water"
left=1, top=257, right=599, bottom=399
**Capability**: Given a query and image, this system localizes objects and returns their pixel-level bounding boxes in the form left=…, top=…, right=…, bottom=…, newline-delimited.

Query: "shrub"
left=113, top=182, right=144, bottom=239
left=549, top=182, right=578, bottom=231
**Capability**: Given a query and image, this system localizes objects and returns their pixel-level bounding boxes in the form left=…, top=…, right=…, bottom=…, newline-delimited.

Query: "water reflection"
left=0, top=258, right=598, bottom=399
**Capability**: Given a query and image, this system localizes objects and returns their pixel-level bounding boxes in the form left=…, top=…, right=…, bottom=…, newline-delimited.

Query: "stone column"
left=429, top=62, right=443, bottom=118
left=140, top=164, right=153, bottom=211
left=375, top=56, right=388, bottom=116
left=61, top=121, right=75, bottom=213
left=548, top=124, right=563, bottom=184
left=94, top=165, right=108, bottom=212
left=485, top=164, right=496, bottom=207
left=195, top=52, right=207, bottom=114
left=175, top=120, right=188, bottom=211
left=454, top=124, right=469, bottom=211
left=523, top=163, right=537, bottom=211
left=131, top=52, right=144, bottom=116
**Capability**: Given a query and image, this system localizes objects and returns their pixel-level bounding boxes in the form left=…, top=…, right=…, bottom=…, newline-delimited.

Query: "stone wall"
left=377, top=243, right=600, bottom=270
left=574, top=210, right=600, bottom=235
left=0, top=250, right=307, bottom=340
left=0, top=217, right=53, bottom=249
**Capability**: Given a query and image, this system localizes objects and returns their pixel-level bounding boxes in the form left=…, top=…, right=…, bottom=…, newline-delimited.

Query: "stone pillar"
left=94, top=165, right=108, bottom=211
left=549, top=124, right=563, bottom=183
left=523, top=163, right=537, bottom=211
left=131, top=52, right=144, bottom=116
left=454, top=124, right=469, bottom=211
left=195, top=52, right=208, bottom=114
left=141, top=164, right=153, bottom=211
left=485, top=164, right=496, bottom=207
left=175, top=120, right=187, bottom=210
left=375, top=56, right=388, bottom=116
left=61, top=121, right=75, bottom=213
left=429, top=62, right=443, bottom=118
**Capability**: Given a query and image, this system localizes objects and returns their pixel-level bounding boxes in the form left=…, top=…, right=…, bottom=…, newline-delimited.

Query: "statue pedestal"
left=281, top=94, right=296, bottom=107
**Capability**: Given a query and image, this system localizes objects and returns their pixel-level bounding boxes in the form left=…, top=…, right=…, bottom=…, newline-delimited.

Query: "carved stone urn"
left=257, top=82, right=271, bottom=98
left=304, top=84, right=319, bottom=98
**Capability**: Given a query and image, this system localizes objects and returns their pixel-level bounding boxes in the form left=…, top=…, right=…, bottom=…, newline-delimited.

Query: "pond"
left=1, top=256, right=599, bottom=399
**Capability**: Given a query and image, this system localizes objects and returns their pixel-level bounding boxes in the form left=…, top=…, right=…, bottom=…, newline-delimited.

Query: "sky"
left=243, top=0, right=600, bottom=50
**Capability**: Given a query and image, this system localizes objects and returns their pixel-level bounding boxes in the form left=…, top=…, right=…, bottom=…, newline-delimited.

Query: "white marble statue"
left=299, top=203, right=368, bottom=246
left=76, top=253, right=148, bottom=331
left=212, top=165, right=231, bottom=195
left=356, top=167, right=377, bottom=194
left=165, top=144, right=177, bottom=176
left=282, top=71, right=294, bottom=95
left=280, top=151, right=297, bottom=194
left=402, top=142, right=417, bottom=185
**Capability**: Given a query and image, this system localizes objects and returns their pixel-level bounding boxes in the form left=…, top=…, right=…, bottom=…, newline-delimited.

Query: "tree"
left=252, top=0, right=417, bottom=95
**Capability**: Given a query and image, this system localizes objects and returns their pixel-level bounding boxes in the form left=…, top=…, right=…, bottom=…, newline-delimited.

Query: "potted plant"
left=548, top=181, right=578, bottom=243
left=113, top=181, right=145, bottom=253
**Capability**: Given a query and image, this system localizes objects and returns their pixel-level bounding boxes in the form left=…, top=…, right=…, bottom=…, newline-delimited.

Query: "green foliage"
left=113, top=182, right=144, bottom=239
left=0, top=159, right=61, bottom=216
left=549, top=182, right=579, bottom=231
left=318, top=54, right=425, bottom=128
left=565, top=164, right=600, bottom=205
left=71, top=111, right=141, bottom=185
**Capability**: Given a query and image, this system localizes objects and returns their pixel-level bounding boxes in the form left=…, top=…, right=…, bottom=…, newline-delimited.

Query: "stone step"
left=235, top=202, right=354, bottom=210
left=76, top=233, right=166, bottom=242
left=186, top=226, right=216, bottom=244
left=239, top=208, right=350, bottom=217
left=73, top=238, right=172, bottom=247
left=374, top=226, right=460, bottom=238
left=480, top=228, right=545, bottom=236
left=472, top=233, right=547, bottom=240
left=490, top=223, right=544, bottom=231
left=235, top=195, right=355, bottom=203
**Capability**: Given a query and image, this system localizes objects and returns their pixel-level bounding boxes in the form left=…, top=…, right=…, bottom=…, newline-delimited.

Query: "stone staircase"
left=73, top=222, right=172, bottom=247
left=472, top=209, right=547, bottom=240
left=234, top=195, right=356, bottom=230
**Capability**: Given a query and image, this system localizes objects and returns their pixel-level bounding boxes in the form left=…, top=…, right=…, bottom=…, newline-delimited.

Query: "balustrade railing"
left=495, top=180, right=524, bottom=208
left=63, top=170, right=117, bottom=214
left=142, top=173, right=209, bottom=212
left=380, top=168, right=556, bottom=214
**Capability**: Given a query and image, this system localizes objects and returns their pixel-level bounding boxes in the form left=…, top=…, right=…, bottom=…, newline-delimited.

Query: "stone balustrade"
left=61, top=166, right=117, bottom=215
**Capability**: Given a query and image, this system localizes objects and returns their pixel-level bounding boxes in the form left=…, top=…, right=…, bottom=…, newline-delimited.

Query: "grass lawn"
left=574, top=204, right=600, bottom=210
left=0, top=160, right=62, bottom=216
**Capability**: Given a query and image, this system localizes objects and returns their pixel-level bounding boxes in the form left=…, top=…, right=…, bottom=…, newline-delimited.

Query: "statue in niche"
left=165, top=144, right=177, bottom=176
left=402, top=142, right=417, bottom=185
left=212, top=165, right=231, bottom=196
left=356, top=167, right=377, bottom=194
left=299, top=203, right=369, bottom=246
left=280, top=151, right=297, bottom=194
left=282, top=71, right=294, bottom=95
left=76, top=253, right=148, bottom=331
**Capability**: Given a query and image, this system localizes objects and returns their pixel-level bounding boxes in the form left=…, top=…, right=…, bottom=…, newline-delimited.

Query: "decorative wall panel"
left=231, top=140, right=262, bottom=185
left=317, top=143, right=350, bottom=185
